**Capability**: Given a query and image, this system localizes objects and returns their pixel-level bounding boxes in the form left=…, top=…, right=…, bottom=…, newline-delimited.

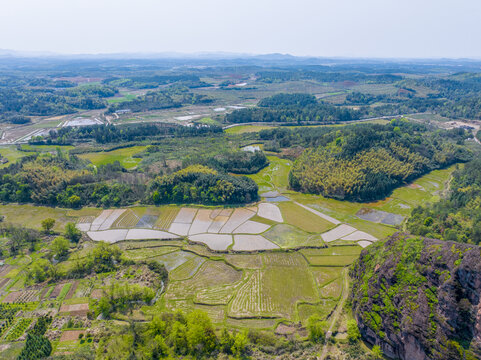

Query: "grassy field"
left=278, top=201, right=334, bottom=233
left=0, top=146, right=29, bottom=168
left=225, top=125, right=275, bottom=134
left=264, top=224, right=321, bottom=248
left=247, top=156, right=291, bottom=192
left=78, top=146, right=147, bottom=169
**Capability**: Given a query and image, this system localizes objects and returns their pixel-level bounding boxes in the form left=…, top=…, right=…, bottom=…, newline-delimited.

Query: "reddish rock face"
left=351, top=234, right=481, bottom=360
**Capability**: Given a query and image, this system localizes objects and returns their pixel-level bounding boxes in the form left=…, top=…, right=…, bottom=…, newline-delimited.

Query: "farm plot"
left=194, top=282, right=241, bottom=305
left=2, top=290, right=38, bottom=303
left=356, top=208, right=404, bottom=226
left=278, top=202, right=335, bottom=233
left=49, top=284, right=65, bottom=299
left=3, top=318, right=32, bottom=341
left=59, top=303, right=89, bottom=317
left=301, top=246, right=362, bottom=257
left=263, top=252, right=307, bottom=267
left=189, top=209, right=214, bottom=235
left=173, top=208, right=197, bottom=223
left=90, top=210, right=114, bottom=231
left=154, top=207, right=179, bottom=230
left=319, top=277, right=343, bottom=299
left=220, top=209, right=255, bottom=234
left=152, top=251, right=195, bottom=271
left=125, top=229, right=178, bottom=240
left=59, top=330, right=85, bottom=342
left=298, top=301, right=337, bottom=325
left=225, top=254, right=263, bottom=269
left=321, top=224, right=357, bottom=242
left=188, top=234, right=233, bottom=251
left=358, top=240, right=373, bottom=248
left=232, top=235, right=279, bottom=251
left=98, top=209, right=126, bottom=230
left=310, top=267, right=343, bottom=288
left=0, top=265, right=12, bottom=277
left=264, top=224, right=320, bottom=249
left=259, top=265, right=318, bottom=319
left=124, top=246, right=178, bottom=261
left=112, top=209, right=140, bottom=228
left=229, top=271, right=261, bottom=318
left=305, top=255, right=359, bottom=267
left=87, top=229, right=128, bottom=243
left=341, top=230, right=377, bottom=241
left=193, top=305, right=225, bottom=323
left=257, top=203, right=283, bottom=223
left=166, top=261, right=242, bottom=301
left=169, top=256, right=206, bottom=281
left=207, top=215, right=230, bottom=233
left=234, top=221, right=270, bottom=234
left=65, top=281, right=79, bottom=300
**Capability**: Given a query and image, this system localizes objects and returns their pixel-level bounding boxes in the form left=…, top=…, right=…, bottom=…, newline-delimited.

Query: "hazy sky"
left=1, top=0, right=480, bottom=58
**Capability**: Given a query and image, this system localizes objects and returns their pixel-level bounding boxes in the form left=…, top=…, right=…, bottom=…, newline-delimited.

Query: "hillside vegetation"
left=408, top=158, right=481, bottom=244
left=351, top=234, right=481, bottom=360
left=289, top=120, right=471, bottom=201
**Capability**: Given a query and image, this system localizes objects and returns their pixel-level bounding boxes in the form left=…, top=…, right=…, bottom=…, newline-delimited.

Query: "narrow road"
left=318, top=267, right=349, bottom=360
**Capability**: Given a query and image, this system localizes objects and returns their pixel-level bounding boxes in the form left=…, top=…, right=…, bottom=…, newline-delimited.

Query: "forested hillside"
left=0, top=153, right=258, bottom=208
left=351, top=234, right=481, bottom=360
left=288, top=120, right=471, bottom=201
left=225, top=93, right=360, bottom=124
left=408, top=159, right=481, bottom=244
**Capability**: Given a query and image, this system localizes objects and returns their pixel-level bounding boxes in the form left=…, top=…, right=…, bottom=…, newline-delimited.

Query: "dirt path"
left=318, top=267, right=349, bottom=360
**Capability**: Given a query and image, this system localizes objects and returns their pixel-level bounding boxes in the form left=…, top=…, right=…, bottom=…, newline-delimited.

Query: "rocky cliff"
left=350, top=233, right=481, bottom=360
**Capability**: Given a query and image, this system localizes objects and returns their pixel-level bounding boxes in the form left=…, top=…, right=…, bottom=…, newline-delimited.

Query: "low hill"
left=350, top=234, right=481, bottom=360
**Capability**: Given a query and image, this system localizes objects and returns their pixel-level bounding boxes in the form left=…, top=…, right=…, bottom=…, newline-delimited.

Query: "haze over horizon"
left=1, top=0, right=480, bottom=59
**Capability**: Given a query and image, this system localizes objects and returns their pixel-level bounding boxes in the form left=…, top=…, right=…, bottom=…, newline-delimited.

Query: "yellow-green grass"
left=226, top=317, right=278, bottom=330
left=264, top=224, right=323, bottom=249
left=301, top=246, right=361, bottom=257
left=248, top=156, right=292, bottom=190
left=166, top=261, right=242, bottom=301
left=196, top=117, right=222, bottom=126
left=124, top=247, right=178, bottom=261
left=310, top=267, right=343, bottom=288
left=78, top=146, right=147, bottom=169
left=278, top=201, right=334, bottom=233
left=298, top=301, right=337, bottom=325
left=225, top=125, right=275, bottom=134
left=259, top=265, right=319, bottom=319
left=319, top=277, right=343, bottom=299
left=306, top=255, right=358, bottom=267
left=154, top=206, right=180, bottom=230
left=0, top=204, right=77, bottom=232
left=169, top=256, right=206, bottom=281
left=0, top=146, right=28, bottom=168
left=20, top=144, right=74, bottom=153
left=225, top=254, right=263, bottom=269
left=57, top=283, right=72, bottom=302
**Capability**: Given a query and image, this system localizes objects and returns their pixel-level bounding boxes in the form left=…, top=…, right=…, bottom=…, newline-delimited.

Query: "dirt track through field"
left=319, top=268, right=349, bottom=360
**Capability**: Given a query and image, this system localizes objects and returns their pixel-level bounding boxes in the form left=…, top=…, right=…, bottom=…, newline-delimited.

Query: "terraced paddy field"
left=0, top=153, right=457, bottom=347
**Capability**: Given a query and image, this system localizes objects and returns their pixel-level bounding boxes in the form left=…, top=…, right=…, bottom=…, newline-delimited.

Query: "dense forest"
left=407, top=158, right=481, bottom=244
left=0, top=85, right=117, bottom=123
left=288, top=120, right=472, bottom=201
left=0, top=152, right=258, bottom=208
left=148, top=165, right=258, bottom=205
left=225, top=93, right=360, bottom=124
left=102, top=74, right=210, bottom=89
left=106, top=87, right=212, bottom=114
left=30, top=122, right=222, bottom=145
left=183, top=149, right=269, bottom=174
